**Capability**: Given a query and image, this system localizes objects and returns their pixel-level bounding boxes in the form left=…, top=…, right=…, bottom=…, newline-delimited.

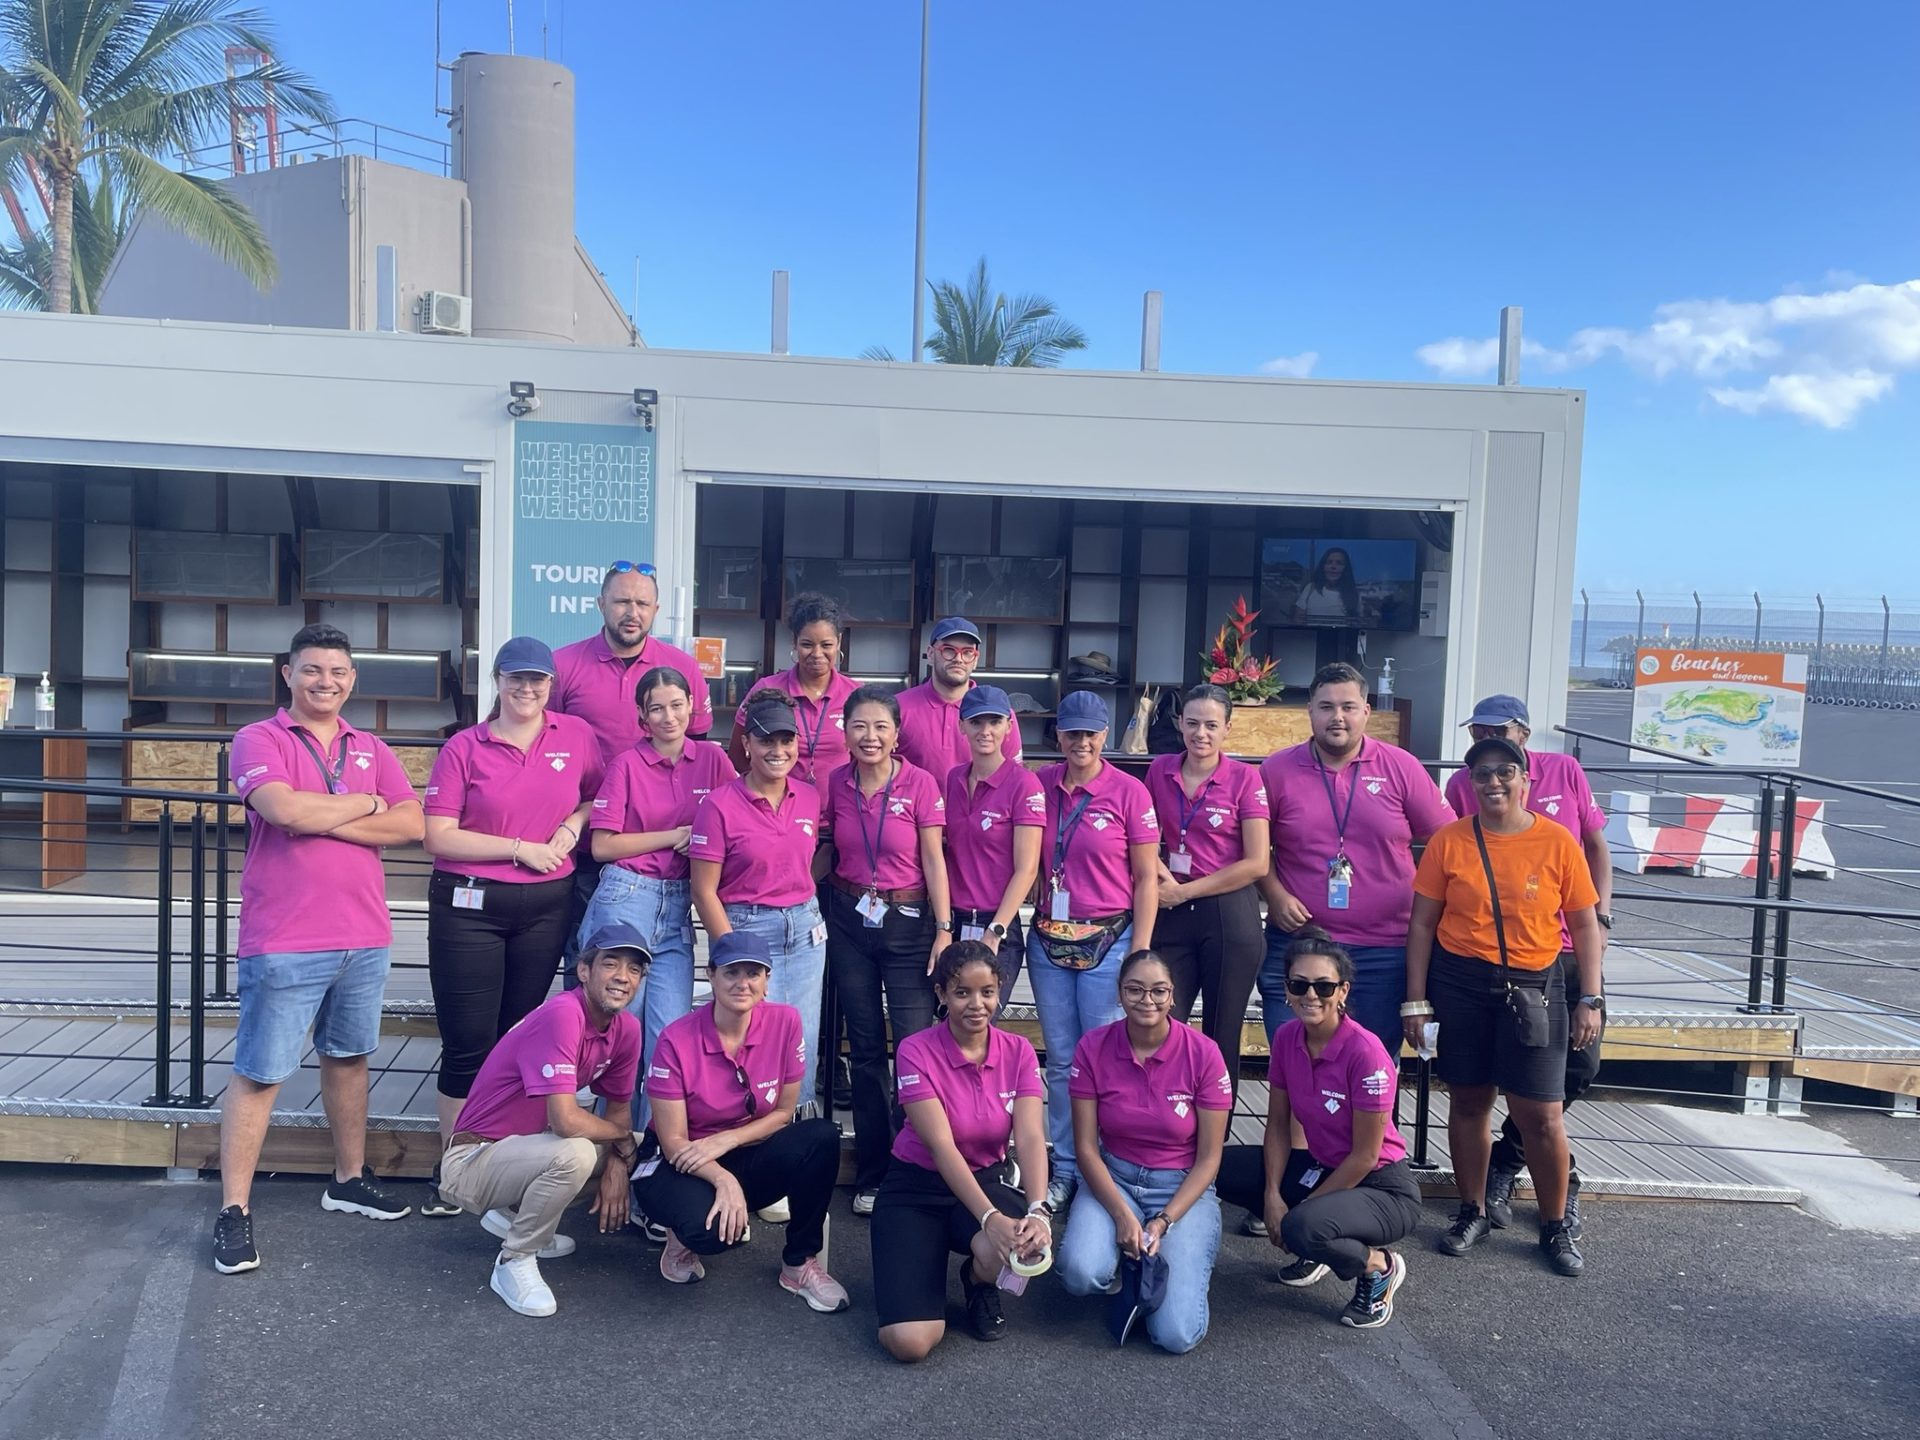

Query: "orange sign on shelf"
left=691, top=637, right=727, bottom=681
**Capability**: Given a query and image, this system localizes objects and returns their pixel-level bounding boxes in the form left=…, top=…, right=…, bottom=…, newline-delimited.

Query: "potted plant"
left=1203, top=596, right=1282, bottom=705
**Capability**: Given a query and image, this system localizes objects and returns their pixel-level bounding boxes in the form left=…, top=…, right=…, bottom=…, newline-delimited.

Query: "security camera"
left=632, top=388, right=658, bottom=431
left=507, top=380, right=541, bottom=417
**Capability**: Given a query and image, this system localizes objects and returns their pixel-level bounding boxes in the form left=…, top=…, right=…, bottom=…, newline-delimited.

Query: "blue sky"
left=272, top=1, right=1920, bottom=597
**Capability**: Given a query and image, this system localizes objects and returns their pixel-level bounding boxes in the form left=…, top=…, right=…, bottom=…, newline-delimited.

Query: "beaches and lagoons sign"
left=1631, top=649, right=1807, bottom=767
left=511, top=420, right=656, bottom=649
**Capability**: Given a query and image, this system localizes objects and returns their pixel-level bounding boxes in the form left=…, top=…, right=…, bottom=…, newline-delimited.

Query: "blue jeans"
left=580, top=870, right=695, bottom=1127
left=234, top=947, right=391, bottom=1085
left=1257, top=931, right=1406, bottom=1058
left=1027, top=926, right=1130, bottom=1183
left=1058, top=1152, right=1223, bottom=1354
left=725, top=898, right=826, bottom=1111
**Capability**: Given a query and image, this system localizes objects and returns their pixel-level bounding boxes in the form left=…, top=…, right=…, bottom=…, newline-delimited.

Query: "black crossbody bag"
left=1471, top=818, right=1552, bottom=1049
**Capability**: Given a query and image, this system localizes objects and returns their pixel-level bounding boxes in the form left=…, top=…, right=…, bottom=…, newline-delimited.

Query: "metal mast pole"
left=910, top=0, right=929, bottom=361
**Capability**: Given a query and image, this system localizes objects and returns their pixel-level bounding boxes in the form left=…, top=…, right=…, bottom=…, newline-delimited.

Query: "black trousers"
left=1489, top=950, right=1603, bottom=1178
left=826, top=886, right=938, bottom=1188
left=630, top=1117, right=839, bottom=1266
left=427, top=872, right=572, bottom=1097
left=1155, top=885, right=1263, bottom=1101
left=869, top=1158, right=1026, bottom=1327
left=1217, top=1144, right=1422, bottom=1281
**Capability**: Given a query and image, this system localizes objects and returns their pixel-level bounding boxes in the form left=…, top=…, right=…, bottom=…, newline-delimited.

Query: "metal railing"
left=178, top=117, right=452, bottom=178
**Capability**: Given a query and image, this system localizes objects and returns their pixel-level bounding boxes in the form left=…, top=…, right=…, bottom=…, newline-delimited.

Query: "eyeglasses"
left=1286, top=976, right=1343, bottom=999
left=933, top=643, right=980, bottom=659
left=1470, top=764, right=1522, bottom=783
left=733, top=1063, right=759, bottom=1119
left=605, top=560, right=658, bottom=577
left=1121, top=984, right=1174, bottom=1003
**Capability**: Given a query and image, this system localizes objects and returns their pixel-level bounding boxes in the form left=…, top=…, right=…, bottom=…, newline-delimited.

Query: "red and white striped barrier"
left=1605, top=790, right=1835, bottom=880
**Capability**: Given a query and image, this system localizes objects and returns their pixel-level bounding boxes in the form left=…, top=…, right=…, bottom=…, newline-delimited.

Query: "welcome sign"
left=1630, top=649, right=1807, bottom=767
left=511, top=420, right=656, bottom=648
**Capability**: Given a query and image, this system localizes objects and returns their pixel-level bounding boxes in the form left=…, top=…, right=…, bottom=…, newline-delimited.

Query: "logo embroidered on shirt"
left=1361, top=1067, right=1393, bottom=1098
left=354, top=755, right=371, bottom=770
left=1091, top=815, right=1110, bottom=831
left=889, top=799, right=909, bottom=817
left=592, top=1061, right=610, bottom=1081
left=1545, top=800, right=1562, bottom=816
left=649, top=1064, right=671, bottom=1079
left=899, top=1072, right=922, bottom=1089
left=1026, top=793, right=1046, bottom=815
left=550, top=756, right=567, bottom=771
left=1000, top=1088, right=1018, bottom=1112
left=1207, top=812, right=1225, bottom=828
left=797, top=818, right=815, bottom=837
left=980, top=815, right=995, bottom=831
left=1366, top=781, right=1382, bottom=796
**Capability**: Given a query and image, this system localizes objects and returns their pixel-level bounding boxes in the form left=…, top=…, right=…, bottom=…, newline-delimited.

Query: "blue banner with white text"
left=511, top=420, right=656, bottom=649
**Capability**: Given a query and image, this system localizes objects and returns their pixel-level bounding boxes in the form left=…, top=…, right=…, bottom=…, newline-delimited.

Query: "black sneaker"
left=420, top=1182, right=462, bottom=1218
left=212, top=1204, right=260, bottom=1274
left=1340, top=1253, right=1406, bottom=1329
left=629, top=1211, right=670, bottom=1244
left=1540, top=1220, right=1584, bottom=1277
left=1275, top=1257, right=1330, bottom=1287
left=963, top=1265, right=1007, bottom=1341
left=320, top=1166, right=411, bottom=1220
left=1564, top=1174, right=1584, bottom=1240
left=1436, top=1203, right=1490, bottom=1257
left=1484, top=1167, right=1519, bottom=1229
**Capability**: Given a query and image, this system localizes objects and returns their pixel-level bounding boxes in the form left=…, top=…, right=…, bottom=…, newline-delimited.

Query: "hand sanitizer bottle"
left=35, top=671, right=55, bottom=729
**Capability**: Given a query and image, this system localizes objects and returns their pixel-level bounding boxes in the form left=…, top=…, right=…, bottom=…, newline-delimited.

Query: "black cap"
left=743, top=694, right=799, bottom=738
left=1463, top=736, right=1529, bottom=773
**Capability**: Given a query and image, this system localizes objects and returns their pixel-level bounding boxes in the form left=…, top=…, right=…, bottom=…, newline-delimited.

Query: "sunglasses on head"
left=606, top=560, right=658, bottom=577
left=733, top=1063, right=759, bottom=1119
left=1286, top=976, right=1343, bottom=999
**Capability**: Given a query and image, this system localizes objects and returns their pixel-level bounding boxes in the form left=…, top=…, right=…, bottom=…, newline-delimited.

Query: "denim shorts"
left=234, top=947, right=391, bottom=1085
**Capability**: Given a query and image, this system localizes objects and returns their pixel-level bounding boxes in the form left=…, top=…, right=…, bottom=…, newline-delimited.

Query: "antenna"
left=507, top=0, right=516, bottom=55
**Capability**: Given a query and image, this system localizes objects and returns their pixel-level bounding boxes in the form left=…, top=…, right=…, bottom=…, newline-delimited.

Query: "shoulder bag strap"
left=1470, top=816, right=1512, bottom=980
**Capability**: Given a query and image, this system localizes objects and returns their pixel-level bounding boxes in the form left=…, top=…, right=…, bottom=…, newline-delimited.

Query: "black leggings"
left=630, top=1117, right=840, bottom=1267
left=1217, top=1144, right=1422, bottom=1281
left=826, top=886, right=938, bottom=1188
left=869, top=1158, right=1026, bottom=1327
left=428, top=871, right=572, bottom=1097
left=1155, top=885, right=1264, bottom=1101
left=1490, top=950, right=1603, bottom=1176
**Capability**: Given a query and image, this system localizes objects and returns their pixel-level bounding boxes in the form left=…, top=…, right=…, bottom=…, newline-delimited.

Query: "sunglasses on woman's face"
left=1286, top=976, right=1343, bottom=999
left=734, top=1063, right=759, bottom=1119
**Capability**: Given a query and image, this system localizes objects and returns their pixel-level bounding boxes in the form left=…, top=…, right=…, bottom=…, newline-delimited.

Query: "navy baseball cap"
left=1107, top=1251, right=1169, bottom=1344
left=1462, top=694, right=1529, bottom=728
left=742, top=694, right=799, bottom=738
left=959, top=685, right=1013, bottom=721
left=1056, top=690, right=1109, bottom=733
left=585, top=922, right=654, bottom=964
left=710, top=931, right=774, bottom=970
left=1463, top=735, right=1529, bottom=773
left=494, top=635, right=557, bottom=677
left=930, top=616, right=983, bottom=645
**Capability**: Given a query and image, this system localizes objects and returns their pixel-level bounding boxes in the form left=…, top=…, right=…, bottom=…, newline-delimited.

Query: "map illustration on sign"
left=1630, top=650, right=1806, bottom=767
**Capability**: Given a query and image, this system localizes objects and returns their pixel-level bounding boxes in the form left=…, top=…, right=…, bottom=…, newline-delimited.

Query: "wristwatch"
left=1596, top=913, right=1614, bottom=930
left=1146, top=1209, right=1173, bottom=1230
left=988, top=921, right=1008, bottom=940
left=935, top=919, right=955, bottom=934
left=1578, top=994, right=1606, bottom=1014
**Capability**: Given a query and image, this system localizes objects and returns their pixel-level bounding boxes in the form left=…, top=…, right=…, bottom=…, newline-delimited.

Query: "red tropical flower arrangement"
left=1202, top=595, right=1281, bottom=703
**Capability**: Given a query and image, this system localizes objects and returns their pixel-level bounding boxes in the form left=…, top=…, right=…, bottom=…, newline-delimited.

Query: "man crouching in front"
left=438, top=925, right=650, bottom=1316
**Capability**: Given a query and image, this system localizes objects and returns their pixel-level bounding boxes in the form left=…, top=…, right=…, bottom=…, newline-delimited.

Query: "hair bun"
left=1291, top=923, right=1333, bottom=944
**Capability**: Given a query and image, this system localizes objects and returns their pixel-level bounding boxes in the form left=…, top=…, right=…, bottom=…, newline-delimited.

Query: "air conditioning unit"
left=419, top=291, right=472, bottom=336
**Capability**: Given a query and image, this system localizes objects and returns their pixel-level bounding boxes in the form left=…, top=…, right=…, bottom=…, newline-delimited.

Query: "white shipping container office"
left=0, top=311, right=1584, bottom=774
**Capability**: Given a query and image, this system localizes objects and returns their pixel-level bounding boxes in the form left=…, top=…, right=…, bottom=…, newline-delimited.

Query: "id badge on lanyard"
left=1169, top=777, right=1203, bottom=877
left=1316, top=748, right=1361, bottom=912
left=1326, top=856, right=1352, bottom=910
left=856, top=768, right=895, bottom=927
left=1051, top=792, right=1092, bottom=922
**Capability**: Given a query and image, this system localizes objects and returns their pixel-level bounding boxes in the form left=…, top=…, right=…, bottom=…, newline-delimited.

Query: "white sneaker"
left=481, top=1207, right=576, bottom=1259
left=490, top=1254, right=556, bottom=1317
left=757, top=1196, right=792, bottom=1224
left=852, top=1189, right=877, bottom=1216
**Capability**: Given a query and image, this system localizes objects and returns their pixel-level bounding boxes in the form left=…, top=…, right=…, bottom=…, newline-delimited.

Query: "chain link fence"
left=1572, top=591, right=1920, bottom=708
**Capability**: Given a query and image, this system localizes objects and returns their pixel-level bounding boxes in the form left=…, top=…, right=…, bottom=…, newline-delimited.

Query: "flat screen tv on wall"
left=1260, top=538, right=1419, bottom=631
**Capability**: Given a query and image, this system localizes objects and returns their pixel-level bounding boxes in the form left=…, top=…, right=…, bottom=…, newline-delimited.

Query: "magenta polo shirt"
left=590, top=739, right=735, bottom=880
left=894, top=1022, right=1045, bottom=1172
left=231, top=709, right=418, bottom=959
left=943, top=759, right=1047, bottom=912
left=895, top=679, right=1024, bottom=778
left=1036, top=761, right=1159, bottom=920
left=1445, top=748, right=1605, bottom=949
left=822, top=758, right=945, bottom=892
left=1068, top=1019, right=1232, bottom=1171
left=551, top=629, right=714, bottom=763
left=1145, top=754, right=1270, bottom=883
left=1268, top=1015, right=1406, bottom=1170
left=688, top=776, right=822, bottom=907
left=455, top=988, right=641, bottom=1141
left=1260, top=739, right=1453, bottom=949
left=647, top=1000, right=807, bottom=1142
left=424, top=713, right=604, bottom=884
left=733, top=668, right=861, bottom=795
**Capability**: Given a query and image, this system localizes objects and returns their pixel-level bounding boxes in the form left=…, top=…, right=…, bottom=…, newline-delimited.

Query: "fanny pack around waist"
left=1035, top=912, right=1129, bottom=971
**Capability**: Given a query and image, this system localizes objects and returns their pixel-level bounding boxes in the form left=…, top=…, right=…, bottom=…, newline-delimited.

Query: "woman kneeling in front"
left=1058, top=949, right=1230, bottom=1353
left=870, top=942, right=1052, bottom=1362
left=631, top=930, right=849, bottom=1313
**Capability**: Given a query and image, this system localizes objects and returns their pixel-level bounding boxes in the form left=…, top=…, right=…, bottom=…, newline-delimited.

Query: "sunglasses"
left=606, top=560, right=658, bottom=577
left=1286, top=976, right=1344, bottom=999
left=1471, top=764, right=1523, bottom=783
left=733, top=1063, right=759, bottom=1120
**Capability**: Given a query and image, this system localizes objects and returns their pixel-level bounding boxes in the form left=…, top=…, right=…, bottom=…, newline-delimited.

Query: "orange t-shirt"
left=1414, top=815, right=1599, bottom=971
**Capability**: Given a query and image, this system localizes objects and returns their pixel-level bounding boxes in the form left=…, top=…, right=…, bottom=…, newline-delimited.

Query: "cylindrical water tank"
left=450, top=52, right=575, bottom=343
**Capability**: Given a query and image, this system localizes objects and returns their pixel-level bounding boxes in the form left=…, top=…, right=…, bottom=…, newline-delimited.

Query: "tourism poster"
left=1630, top=649, right=1806, bottom=767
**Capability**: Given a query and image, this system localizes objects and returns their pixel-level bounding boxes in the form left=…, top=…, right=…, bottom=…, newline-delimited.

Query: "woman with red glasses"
left=728, top=592, right=861, bottom=799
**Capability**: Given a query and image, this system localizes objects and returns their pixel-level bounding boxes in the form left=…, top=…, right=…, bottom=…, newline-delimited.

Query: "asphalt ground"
left=3, top=1168, right=1916, bottom=1440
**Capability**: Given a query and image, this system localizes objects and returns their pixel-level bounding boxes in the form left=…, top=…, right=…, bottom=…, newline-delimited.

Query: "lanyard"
left=794, top=683, right=831, bottom=779
left=853, top=764, right=897, bottom=890
left=292, top=729, right=348, bottom=794
left=1051, top=791, right=1093, bottom=880
left=1313, top=741, right=1362, bottom=857
left=1172, top=769, right=1211, bottom=849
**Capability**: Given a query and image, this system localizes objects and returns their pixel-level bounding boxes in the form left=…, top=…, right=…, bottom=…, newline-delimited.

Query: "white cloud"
left=1413, top=336, right=1565, bottom=378
left=1259, top=351, right=1319, bottom=378
left=1706, top=370, right=1895, bottom=428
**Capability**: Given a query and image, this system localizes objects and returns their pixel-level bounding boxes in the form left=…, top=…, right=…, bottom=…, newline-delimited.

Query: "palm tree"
left=0, top=165, right=131, bottom=310
left=864, top=257, right=1088, bottom=366
left=0, top=0, right=333, bottom=314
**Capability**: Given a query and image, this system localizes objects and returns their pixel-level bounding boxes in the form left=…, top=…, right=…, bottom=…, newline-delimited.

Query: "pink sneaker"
left=778, top=1256, right=850, bottom=1313
left=660, top=1231, right=706, bottom=1285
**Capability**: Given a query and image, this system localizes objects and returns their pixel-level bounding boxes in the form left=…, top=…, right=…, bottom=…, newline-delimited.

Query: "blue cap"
left=959, top=685, right=1013, bottom=721
left=710, top=930, right=774, bottom=970
left=930, top=616, right=983, bottom=645
left=494, top=635, right=556, bottom=678
left=1462, top=694, right=1529, bottom=728
left=1106, top=1251, right=1169, bottom=1344
left=1056, top=690, right=1109, bottom=733
left=584, top=922, right=654, bottom=964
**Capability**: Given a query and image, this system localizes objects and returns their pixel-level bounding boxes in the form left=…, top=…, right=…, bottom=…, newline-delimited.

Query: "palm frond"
left=859, top=344, right=897, bottom=361
left=920, top=258, right=1087, bottom=366
left=0, top=230, right=47, bottom=307
left=112, top=144, right=271, bottom=287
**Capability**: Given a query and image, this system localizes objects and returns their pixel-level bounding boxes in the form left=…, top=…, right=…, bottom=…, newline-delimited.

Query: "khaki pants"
left=440, top=1132, right=634, bottom=1258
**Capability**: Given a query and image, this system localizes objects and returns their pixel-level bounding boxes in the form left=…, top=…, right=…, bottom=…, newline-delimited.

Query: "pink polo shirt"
left=1068, top=1019, right=1232, bottom=1171
left=1260, top=739, right=1452, bottom=949
left=646, top=1000, right=808, bottom=1142
left=733, top=668, right=861, bottom=795
left=424, top=713, right=604, bottom=884
left=590, top=739, right=735, bottom=880
left=1145, top=754, right=1270, bottom=883
left=943, top=759, right=1047, bottom=912
left=1268, top=1015, right=1405, bottom=1170
left=894, top=1022, right=1045, bottom=1172
left=231, top=709, right=418, bottom=959
left=822, top=759, right=945, bottom=892
left=455, top=988, right=641, bottom=1141
left=1445, top=749, right=1606, bottom=950
left=1036, top=761, right=1159, bottom=920
left=688, top=777, right=822, bottom=907
left=551, top=629, right=714, bottom=763
left=895, top=679, right=1023, bottom=777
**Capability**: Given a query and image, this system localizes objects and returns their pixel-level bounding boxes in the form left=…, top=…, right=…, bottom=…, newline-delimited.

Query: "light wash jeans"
left=725, top=898, right=826, bottom=1111
left=1026, top=925, right=1130, bottom=1183
left=1058, top=1151, right=1223, bottom=1354
left=579, top=869, right=695, bottom=1127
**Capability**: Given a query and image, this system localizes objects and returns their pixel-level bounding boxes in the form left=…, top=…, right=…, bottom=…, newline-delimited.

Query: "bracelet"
left=979, top=1205, right=1000, bottom=1230
left=1398, top=1000, right=1434, bottom=1017
left=510, top=837, right=523, bottom=866
left=366, top=794, right=379, bottom=816
left=557, top=822, right=578, bottom=841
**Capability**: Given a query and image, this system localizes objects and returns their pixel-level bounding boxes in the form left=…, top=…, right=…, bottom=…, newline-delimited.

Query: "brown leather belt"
left=828, top=873, right=928, bottom=904
left=449, top=1131, right=491, bottom=1149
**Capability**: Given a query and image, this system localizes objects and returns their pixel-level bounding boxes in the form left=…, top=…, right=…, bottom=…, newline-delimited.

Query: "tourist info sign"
left=1631, top=649, right=1806, bottom=767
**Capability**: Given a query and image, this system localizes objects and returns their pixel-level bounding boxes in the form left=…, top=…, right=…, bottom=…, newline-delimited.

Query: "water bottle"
left=34, top=672, right=55, bottom=730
